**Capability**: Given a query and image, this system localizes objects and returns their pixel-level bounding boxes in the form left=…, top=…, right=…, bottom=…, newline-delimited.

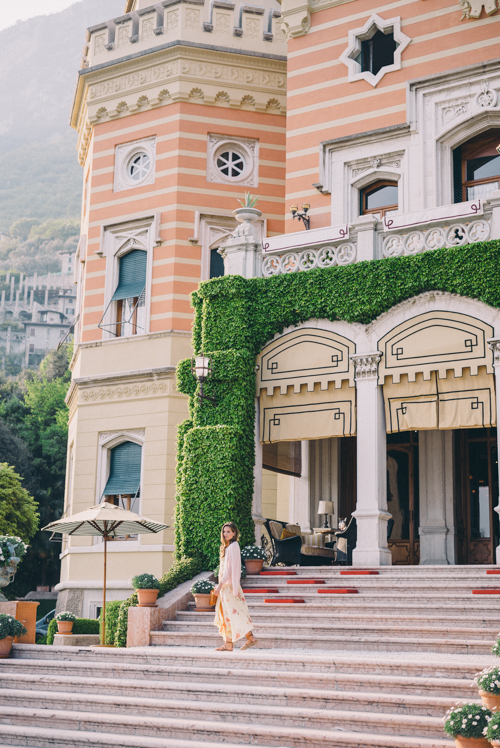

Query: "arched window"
left=102, top=440, right=142, bottom=539
left=453, top=129, right=500, bottom=203
left=360, top=180, right=398, bottom=218
left=111, top=249, right=147, bottom=337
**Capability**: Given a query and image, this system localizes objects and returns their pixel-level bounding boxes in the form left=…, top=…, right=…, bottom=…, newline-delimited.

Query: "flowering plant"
left=131, top=573, right=159, bottom=590
left=0, top=536, right=28, bottom=567
left=191, top=579, right=216, bottom=594
left=486, top=711, right=500, bottom=742
left=492, top=632, right=500, bottom=656
left=0, top=613, right=27, bottom=640
left=55, top=611, right=77, bottom=622
left=241, top=546, right=267, bottom=561
left=443, top=702, right=492, bottom=738
left=476, top=665, right=500, bottom=694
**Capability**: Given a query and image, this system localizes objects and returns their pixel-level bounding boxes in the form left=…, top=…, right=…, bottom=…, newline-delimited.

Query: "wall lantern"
left=290, top=203, right=311, bottom=230
left=191, top=354, right=216, bottom=404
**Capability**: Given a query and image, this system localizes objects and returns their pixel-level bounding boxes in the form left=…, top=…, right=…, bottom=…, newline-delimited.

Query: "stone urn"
left=136, top=589, right=159, bottom=607
left=479, top=691, right=500, bottom=711
left=0, top=556, right=21, bottom=602
left=455, top=738, right=490, bottom=747
left=57, top=621, right=74, bottom=634
left=244, top=559, right=264, bottom=575
left=232, top=206, right=261, bottom=224
left=194, top=593, right=214, bottom=610
left=0, top=636, right=14, bottom=659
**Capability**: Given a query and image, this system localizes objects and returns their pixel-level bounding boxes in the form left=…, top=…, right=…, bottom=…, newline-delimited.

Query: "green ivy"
left=175, top=241, right=500, bottom=579
left=47, top=617, right=99, bottom=645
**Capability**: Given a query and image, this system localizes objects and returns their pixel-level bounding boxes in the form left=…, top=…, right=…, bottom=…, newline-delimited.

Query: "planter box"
left=53, top=634, right=100, bottom=647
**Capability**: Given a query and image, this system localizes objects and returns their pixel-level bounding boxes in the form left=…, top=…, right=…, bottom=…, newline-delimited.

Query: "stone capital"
left=488, top=338, right=500, bottom=366
left=350, top=352, right=382, bottom=380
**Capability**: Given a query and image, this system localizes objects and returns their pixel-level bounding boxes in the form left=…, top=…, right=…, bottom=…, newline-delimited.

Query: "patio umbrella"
left=42, top=503, right=168, bottom=646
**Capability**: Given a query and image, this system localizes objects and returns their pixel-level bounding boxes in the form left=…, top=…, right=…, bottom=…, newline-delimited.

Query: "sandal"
left=241, top=638, right=258, bottom=651
left=215, top=643, right=233, bottom=651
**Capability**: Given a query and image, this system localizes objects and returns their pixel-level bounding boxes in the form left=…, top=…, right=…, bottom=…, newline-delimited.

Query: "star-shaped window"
left=340, top=14, right=410, bottom=87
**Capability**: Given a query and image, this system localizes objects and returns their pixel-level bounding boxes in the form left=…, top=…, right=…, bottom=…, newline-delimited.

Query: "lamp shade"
left=193, top=355, right=211, bottom=380
left=318, top=501, right=333, bottom=515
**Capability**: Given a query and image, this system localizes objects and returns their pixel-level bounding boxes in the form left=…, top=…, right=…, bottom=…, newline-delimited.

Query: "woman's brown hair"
left=220, top=522, right=239, bottom=558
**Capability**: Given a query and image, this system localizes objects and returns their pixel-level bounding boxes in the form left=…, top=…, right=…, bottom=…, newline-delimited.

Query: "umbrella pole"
left=102, top=534, right=107, bottom=646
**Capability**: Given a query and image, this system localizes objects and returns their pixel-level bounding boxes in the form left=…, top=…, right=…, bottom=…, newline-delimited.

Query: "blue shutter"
left=103, top=441, right=142, bottom=496
left=111, top=250, right=147, bottom=301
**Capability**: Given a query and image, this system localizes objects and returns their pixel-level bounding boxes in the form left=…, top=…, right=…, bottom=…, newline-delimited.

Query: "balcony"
left=260, top=197, right=497, bottom=278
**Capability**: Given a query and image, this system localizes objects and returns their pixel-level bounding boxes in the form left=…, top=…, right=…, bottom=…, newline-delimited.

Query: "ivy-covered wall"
left=176, top=241, right=500, bottom=568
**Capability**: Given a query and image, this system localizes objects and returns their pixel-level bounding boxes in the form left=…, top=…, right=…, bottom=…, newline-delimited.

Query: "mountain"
left=0, top=0, right=124, bottom=229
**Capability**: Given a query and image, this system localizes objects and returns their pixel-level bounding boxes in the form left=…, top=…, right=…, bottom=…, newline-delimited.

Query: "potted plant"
left=191, top=579, right=216, bottom=609
left=444, top=702, right=492, bottom=746
left=55, top=611, right=77, bottom=634
left=0, top=613, right=27, bottom=658
left=233, top=193, right=261, bottom=224
left=476, top=666, right=500, bottom=711
left=486, top=710, right=500, bottom=745
left=132, top=573, right=160, bottom=607
left=241, top=545, right=267, bottom=575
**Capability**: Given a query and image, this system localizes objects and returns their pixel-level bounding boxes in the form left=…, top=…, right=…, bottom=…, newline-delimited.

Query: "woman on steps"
left=213, top=522, right=258, bottom=652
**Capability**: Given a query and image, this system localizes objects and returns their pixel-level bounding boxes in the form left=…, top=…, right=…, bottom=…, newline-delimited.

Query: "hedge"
left=99, top=601, right=123, bottom=646
left=175, top=240, right=500, bottom=571
left=47, top=617, right=99, bottom=645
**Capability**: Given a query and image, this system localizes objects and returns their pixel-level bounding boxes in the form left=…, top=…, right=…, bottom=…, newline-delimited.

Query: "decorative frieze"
left=80, top=379, right=170, bottom=404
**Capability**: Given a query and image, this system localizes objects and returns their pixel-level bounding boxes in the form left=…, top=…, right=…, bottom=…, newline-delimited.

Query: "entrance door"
left=456, top=428, right=499, bottom=564
left=386, top=432, right=420, bottom=565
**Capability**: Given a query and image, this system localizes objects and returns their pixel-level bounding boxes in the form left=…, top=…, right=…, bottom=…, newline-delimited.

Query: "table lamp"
left=317, top=500, right=334, bottom=528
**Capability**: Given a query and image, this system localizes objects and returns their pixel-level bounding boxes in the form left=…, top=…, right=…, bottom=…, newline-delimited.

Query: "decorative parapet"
left=350, top=352, right=382, bottom=381
left=261, top=223, right=356, bottom=276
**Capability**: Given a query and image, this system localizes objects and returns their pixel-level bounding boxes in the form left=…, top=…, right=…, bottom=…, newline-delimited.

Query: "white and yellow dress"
left=214, top=541, right=253, bottom=643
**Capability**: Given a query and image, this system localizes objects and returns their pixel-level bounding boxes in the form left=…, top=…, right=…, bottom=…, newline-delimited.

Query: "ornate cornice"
left=72, top=43, right=287, bottom=165
left=350, top=352, right=382, bottom=380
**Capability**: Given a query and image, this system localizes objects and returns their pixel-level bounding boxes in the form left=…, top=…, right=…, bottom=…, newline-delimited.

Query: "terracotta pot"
left=0, top=636, right=14, bottom=659
left=480, top=690, right=500, bottom=711
left=244, top=559, right=264, bottom=575
left=194, top=593, right=214, bottom=609
left=57, top=621, right=74, bottom=634
left=454, top=738, right=490, bottom=747
left=136, top=589, right=159, bottom=607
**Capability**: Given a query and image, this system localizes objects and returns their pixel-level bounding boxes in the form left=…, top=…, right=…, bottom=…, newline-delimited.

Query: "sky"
left=0, top=0, right=77, bottom=32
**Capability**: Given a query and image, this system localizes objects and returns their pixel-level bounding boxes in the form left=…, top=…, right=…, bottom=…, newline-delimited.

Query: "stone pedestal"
left=0, top=601, right=39, bottom=644
left=219, top=207, right=262, bottom=278
left=53, top=634, right=100, bottom=647
left=352, top=214, right=378, bottom=262
left=350, top=353, right=392, bottom=567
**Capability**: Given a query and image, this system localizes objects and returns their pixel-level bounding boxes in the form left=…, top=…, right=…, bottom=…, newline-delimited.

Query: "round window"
left=216, top=150, right=246, bottom=179
left=128, top=153, right=151, bottom=182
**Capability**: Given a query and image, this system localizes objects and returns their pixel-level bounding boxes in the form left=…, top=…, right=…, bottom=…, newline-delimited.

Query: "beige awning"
left=260, top=380, right=356, bottom=443
left=383, top=366, right=496, bottom=433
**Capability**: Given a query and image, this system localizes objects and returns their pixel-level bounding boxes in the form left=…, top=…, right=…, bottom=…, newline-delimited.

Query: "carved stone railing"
left=262, top=242, right=357, bottom=276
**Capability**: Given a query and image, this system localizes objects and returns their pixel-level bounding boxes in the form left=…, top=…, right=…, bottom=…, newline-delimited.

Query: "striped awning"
left=42, top=503, right=168, bottom=538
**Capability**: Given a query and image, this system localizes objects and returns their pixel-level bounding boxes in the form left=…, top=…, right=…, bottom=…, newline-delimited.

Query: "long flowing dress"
left=214, top=541, right=253, bottom=643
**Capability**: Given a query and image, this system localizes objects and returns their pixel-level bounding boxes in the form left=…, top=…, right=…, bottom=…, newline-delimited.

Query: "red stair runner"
left=243, top=588, right=279, bottom=593
left=340, top=570, right=378, bottom=575
left=287, top=579, right=325, bottom=585
left=318, top=588, right=358, bottom=594
left=264, top=598, right=305, bottom=603
left=260, top=571, right=297, bottom=576
left=486, top=570, right=500, bottom=574
left=472, top=589, right=500, bottom=594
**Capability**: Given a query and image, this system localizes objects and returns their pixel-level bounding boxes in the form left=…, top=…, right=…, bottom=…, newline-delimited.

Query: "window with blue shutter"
left=98, top=249, right=147, bottom=337
left=103, top=441, right=142, bottom=497
left=112, top=250, right=147, bottom=301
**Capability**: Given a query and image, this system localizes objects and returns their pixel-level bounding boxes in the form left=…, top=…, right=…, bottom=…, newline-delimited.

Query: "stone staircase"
left=0, top=565, right=498, bottom=747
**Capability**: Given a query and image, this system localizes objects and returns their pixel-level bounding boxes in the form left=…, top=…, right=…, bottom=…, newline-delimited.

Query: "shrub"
left=476, top=666, right=500, bottom=694
left=191, top=579, right=215, bottom=594
left=47, top=617, right=99, bottom=645
left=115, top=556, right=203, bottom=647
left=486, top=711, right=500, bottom=742
left=55, top=611, right=77, bottom=622
left=0, top=613, right=27, bottom=639
left=99, top=601, right=123, bottom=646
left=241, top=545, right=267, bottom=561
left=131, top=573, right=159, bottom=590
left=443, top=702, right=492, bottom=739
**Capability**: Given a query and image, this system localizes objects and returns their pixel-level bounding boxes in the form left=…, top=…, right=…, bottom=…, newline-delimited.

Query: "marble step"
left=150, top=630, right=494, bottom=653
left=11, top=647, right=495, bottom=678
left=0, top=702, right=451, bottom=741
left=0, top=723, right=455, bottom=748
left=2, top=657, right=480, bottom=693
left=0, top=677, right=477, bottom=716
left=165, top=620, right=497, bottom=641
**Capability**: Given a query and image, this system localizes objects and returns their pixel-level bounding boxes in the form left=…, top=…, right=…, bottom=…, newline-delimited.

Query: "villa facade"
left=59, top=0, right=500, bottom=616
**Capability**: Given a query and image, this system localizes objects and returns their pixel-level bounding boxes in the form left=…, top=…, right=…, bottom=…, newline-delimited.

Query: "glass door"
left=386, top=432, right=420, bottom=565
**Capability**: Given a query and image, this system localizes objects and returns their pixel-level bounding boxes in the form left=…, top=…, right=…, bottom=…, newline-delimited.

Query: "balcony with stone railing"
left=257, top=196, right=499, bottom=279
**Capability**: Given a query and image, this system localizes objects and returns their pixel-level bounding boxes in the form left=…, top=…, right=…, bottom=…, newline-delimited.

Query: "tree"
left=0, top=463, right=39, bottom=542
left=9, top=218, right=40, bottom=242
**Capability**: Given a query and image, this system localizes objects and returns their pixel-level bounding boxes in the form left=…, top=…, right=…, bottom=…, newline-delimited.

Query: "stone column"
left=488, top=339, right=500, bottom=564
left=350, top=352, right=392, bottom=566
left=219, top=208, right=262, bottom=279
left=418, top=431, right=454, bottom=565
